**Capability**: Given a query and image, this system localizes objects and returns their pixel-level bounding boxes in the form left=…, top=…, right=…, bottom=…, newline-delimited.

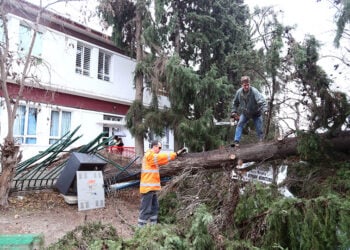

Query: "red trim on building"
left=1, top=83, right=129, bottom=115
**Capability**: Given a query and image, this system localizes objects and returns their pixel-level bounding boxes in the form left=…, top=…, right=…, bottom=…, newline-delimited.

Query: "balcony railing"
left=107, top=146, right=136, bottom=158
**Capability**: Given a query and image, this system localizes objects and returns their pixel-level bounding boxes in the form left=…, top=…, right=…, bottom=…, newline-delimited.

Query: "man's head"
left=241, top=76, right=250, bottom=92
left=151, top=140, right=162, bottom=153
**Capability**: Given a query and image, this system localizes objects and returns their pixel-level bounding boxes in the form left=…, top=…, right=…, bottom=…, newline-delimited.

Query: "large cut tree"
left=114, top=131, right=350, bottom=182
left=145, top=0, right=254, bottom=152
left=98, top=0, right=153, bottom=158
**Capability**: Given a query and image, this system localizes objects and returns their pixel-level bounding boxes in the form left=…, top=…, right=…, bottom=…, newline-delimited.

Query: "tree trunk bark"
left=0, top=139, right=22, bottom=207
left=133, top=5, right=145, bottom=160
left=117, top=132, right=350, bottom=182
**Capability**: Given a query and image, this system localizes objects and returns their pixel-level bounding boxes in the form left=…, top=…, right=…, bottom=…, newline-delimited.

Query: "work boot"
left=231, top=140, right=239, bottom=147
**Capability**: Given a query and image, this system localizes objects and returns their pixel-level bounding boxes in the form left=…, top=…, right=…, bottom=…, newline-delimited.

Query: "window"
left=102, top=126, right=111, bottom=145
left=148, top=127, right=170, bottom=150
left=49, top=110, right=72, bottom=144
left=98, top=51, right=111, bottom=81
left=14, top=105, right=37, bottom=144
left=163, top=127, right=170, bottom=149
left=19, top=24, right=43, bottom=57
left=103, top=114, right=122, bottom=122
left=75, top=42, right=91, bottom=76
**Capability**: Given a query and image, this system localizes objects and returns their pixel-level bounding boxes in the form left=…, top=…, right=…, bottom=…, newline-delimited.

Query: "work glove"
left=176, top=148, right=187, bottom=156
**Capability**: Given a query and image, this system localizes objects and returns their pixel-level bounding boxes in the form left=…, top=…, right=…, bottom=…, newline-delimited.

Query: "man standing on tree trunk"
left=231, top=76, right=268, bottom=147
left=138, top=140, right=186, bottom=227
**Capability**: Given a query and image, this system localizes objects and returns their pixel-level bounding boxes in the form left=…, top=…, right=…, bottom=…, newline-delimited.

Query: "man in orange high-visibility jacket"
left=138, top=140, right=186, bottom=227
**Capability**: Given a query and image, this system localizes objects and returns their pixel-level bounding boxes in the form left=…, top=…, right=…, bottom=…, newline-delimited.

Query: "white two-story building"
left=0, top=1, right=174, bottom=161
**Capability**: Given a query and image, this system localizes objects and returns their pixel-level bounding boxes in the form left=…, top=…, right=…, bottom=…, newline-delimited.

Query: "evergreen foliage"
left=234, top=182, right=278, bottom=225
left=93, top=2, right=350, bottom=249
left=130, top=224, right=187, bottom=249
left=97, top=0, right=136, bottom=56
left=153, top=0, right=253, bottom=150
left=159, top=191, right=178, bottom=224
left=157, top=164, right=350, bottom=249
left=287, top=35, right=350, bottom=134
left=125, top=100, right=148, bottom=137
left=49, top=163, right=350, bottom=249
left=264, top=195, right=350, bottom=250
left=130, top=205, right=214, bottom=249
left=296, top=131, right=329, bottom=163
left=287, top=160, right=350, bottom=198
left=98, top=0, right=254, bottom=150
left=47, top=222, right=119, bottom=249
left=326, top=164, right=350, bottom=196
left=185, top=204, right=215, bottom=250
left=333, top=0, right=350, bottom=47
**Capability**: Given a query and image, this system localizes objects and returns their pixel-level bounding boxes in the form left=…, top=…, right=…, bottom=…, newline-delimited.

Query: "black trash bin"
left=55, top=152, right=106, bottom=195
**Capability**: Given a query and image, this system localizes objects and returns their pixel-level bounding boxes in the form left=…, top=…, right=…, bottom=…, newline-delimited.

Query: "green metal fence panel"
left=12, top=126, right=113, bottom=192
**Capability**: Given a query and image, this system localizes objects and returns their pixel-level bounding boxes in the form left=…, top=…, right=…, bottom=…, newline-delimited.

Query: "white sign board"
left=231, top=164, right=293, bottom=197
left=76, top=171, right=105, bottom=211
left=232, top=164, right=288, bottom=185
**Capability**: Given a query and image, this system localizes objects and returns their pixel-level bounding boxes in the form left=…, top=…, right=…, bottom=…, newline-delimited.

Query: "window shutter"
left=98, top=51, right=110, bottom=81
left=75, top=43, right=91, bottom=76
left=98, top=52, right=103, bottom=80
left=83, top=46, right=91, bottom=76
left=75, top=44, right=82, bottom=74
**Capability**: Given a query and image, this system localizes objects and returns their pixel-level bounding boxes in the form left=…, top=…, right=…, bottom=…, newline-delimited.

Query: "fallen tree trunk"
left=115, top=131, right=350, bottom=182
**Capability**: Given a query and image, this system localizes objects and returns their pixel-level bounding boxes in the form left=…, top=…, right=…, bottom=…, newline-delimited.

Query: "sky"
left=31, top=0, right=349, bottom=95
left=246, top=0, right=336, bottom=41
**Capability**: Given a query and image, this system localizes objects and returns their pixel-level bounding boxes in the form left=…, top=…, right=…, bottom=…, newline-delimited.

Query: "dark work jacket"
left=231, top=86, right=267, bottom=118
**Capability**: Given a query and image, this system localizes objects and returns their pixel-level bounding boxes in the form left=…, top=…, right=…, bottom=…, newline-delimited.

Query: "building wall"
left=6, top=12, right=170, bottom=107
left=0, top=102, right=118, bottom=161
left=0, top=8, right=174, bottom=162
left=0, top=96, right=174, bottom=161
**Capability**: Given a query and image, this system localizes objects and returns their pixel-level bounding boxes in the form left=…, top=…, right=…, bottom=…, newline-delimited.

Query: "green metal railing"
left=12, top=126, right=114, bottom=192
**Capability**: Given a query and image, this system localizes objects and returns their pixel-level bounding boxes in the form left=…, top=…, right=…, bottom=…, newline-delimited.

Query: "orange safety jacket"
left=140, top=149, right=177, bottom=194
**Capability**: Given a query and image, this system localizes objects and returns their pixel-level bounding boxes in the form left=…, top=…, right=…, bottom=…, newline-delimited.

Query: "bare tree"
left=0, top=0, right=78, bottom=207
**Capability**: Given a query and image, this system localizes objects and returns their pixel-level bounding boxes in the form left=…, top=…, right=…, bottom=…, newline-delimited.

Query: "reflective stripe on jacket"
left=139, top=149, right=177, bottom=194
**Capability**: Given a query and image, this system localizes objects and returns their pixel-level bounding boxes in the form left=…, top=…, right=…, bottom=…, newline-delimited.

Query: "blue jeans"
left=234, top=114, right=263, bottom=142
left=138, top=191, right=159, bottom=227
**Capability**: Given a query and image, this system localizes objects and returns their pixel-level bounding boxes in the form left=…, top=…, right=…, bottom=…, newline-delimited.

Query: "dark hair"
left=241, top=75, right=250, bottom=83
left=151, top=140, right=159, bottom=147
